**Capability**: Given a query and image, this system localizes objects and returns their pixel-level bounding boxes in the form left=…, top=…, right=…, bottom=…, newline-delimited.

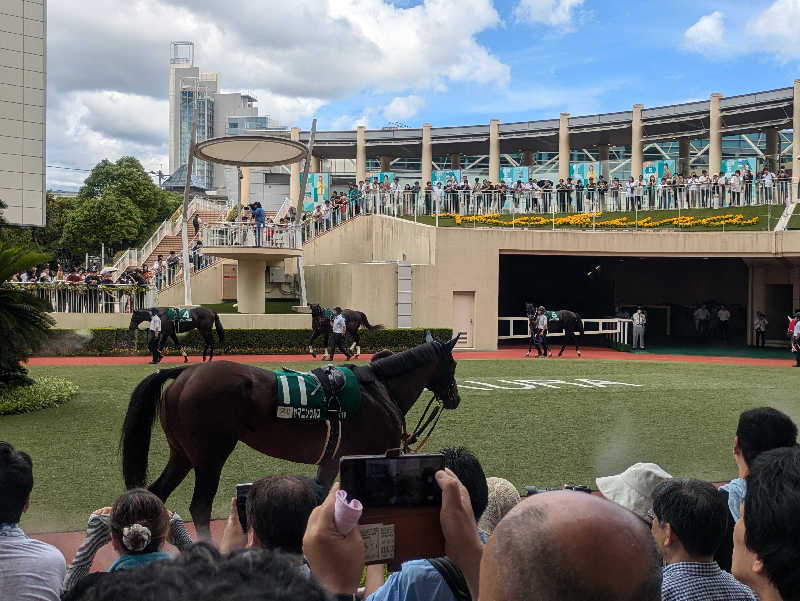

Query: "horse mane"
left=370, top=342, right=440, bottom=378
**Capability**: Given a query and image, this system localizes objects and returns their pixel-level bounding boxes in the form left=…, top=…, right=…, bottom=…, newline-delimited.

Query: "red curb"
left=28, top=347, right=792, bottom=367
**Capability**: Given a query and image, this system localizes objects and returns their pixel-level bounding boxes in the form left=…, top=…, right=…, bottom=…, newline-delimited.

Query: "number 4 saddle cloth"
left=275, top=365, right=361, bottom=421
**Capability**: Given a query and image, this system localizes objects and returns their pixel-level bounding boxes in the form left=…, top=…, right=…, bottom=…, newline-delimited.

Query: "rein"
left=401, top=394, right=443, bottom=454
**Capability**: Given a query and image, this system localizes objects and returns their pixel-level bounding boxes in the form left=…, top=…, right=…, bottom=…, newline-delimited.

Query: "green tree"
left=60, top=189, right=142, bottom=258
left=0, top=241, right=55, bottom=389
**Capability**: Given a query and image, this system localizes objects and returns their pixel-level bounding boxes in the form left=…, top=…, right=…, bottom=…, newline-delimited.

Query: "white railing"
left=497, top=316, right=628, bottom=343
left=273, top=197, right=292, bottom=222
left=6, top=282, right=156, bottom=313
left=202, top=222, right=302, bottom=250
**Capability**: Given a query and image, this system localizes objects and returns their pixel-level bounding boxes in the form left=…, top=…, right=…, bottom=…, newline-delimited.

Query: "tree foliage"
left=0, top=242, right=55, bottom=389
left=60, top=189, right=142, bottom=257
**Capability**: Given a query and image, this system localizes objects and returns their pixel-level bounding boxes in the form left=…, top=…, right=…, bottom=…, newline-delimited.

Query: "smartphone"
left=339, top=454, right=444, bottom=508
left=339, top=454, right=445, bottom=566
left=235, top=483, right=252, bottom=531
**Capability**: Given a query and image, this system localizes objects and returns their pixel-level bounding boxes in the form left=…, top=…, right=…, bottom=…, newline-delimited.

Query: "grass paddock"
left=2, top=357, right=798, bottom=533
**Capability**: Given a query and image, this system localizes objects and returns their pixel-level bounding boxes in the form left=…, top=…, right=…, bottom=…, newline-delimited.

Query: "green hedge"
left=0, top=377, right=79, bottom=415
left=38, top=328, right=454, bottom=356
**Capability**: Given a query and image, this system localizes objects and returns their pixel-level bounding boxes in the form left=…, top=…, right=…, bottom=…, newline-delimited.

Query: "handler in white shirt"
left=328, top=306, right=351, bottom=361
left=632, top=307, right=647, bottom=351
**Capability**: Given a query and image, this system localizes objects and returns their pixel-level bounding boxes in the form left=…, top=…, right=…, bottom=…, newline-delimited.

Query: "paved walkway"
left=29, top=347, right=793, bottom=367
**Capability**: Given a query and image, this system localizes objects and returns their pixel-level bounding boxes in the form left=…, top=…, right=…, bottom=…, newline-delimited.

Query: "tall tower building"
left=0, top=0, right=46, bottom=226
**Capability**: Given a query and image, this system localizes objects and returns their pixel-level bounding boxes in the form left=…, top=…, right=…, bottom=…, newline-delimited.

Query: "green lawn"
left=202, top=299, right=300, bottom=314
left=3, top=358, right=798, bottom=533
left=786, top=203, right=800, bottom=230
left=405, top=205, right=781, bottom=231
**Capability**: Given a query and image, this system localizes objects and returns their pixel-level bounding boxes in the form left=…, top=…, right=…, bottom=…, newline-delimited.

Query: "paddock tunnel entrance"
left=498, top=254, right=752, bottom=346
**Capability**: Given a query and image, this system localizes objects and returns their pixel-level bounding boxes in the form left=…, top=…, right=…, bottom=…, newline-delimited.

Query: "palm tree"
left=0, top=239, right=55, bottom=390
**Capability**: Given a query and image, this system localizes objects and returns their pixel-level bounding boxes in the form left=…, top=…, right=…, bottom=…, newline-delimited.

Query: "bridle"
left=400, top=341, right=455, bottom=454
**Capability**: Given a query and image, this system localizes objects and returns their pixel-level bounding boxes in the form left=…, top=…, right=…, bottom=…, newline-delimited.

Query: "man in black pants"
left=328, top=307, right=351, bottom=361
left=148, top=308, right=162, bottom=364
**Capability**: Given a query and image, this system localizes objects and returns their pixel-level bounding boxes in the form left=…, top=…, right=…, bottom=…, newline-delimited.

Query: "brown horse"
left=121, top=333, right=461, bottom=537
left=129, top=307, right=224, bottom=362
left=307, top=303, right=384, bottom=359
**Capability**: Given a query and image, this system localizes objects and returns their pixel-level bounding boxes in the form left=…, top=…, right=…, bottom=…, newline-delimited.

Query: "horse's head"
left=424, top=331, right=461, bottom=410
left=128, top=310, right=151, bottom=332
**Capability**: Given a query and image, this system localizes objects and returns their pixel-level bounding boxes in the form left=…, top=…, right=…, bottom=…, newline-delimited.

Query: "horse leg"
left=321, top=333, right=331, bottom=361
left=575, top=331, right=582, bottom=358
left=308, top=329, right=319, bottom=358
left=350, top=329, right=361, bottom=358
left=172, top=331, right=188, bottom=363
left=189, top=446, right=234, bottom=540
left=148, top=447, right=192, bottom=503
left=558, top=332, right=568, bottom=357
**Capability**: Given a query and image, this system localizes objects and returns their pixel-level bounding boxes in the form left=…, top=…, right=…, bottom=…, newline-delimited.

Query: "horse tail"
left=214, top=312, right=225, bottom=347
left=360, top=312, right=384, bottom=330
left=121, top=366, right=188, bottom=489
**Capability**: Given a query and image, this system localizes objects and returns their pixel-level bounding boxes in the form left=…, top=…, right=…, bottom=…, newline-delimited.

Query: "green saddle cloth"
left=546, top=310, right=559, bottom=322
left=167, top=307, right=193, bottom=322
left=275, top=367, right=360, bottom=421
left=323, top=307, right=334, bottom=321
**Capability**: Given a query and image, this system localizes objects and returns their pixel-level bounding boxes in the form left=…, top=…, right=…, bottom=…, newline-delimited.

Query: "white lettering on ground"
left=457, top=378, right=643, bottom=391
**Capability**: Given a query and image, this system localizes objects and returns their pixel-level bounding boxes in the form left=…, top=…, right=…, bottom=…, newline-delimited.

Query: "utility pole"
left=294, top=120, right=317, bottom=308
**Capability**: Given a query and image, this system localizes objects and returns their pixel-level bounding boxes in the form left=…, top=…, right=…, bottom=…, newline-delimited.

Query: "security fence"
left=5, top=282, right=156, bottom=313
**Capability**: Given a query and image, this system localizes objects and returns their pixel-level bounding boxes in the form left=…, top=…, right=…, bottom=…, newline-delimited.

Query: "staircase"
left=139, top=208, right=222, bottom=268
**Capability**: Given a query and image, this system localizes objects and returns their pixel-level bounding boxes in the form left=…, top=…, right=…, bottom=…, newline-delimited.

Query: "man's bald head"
left=480, top=491, right=661, bottom=601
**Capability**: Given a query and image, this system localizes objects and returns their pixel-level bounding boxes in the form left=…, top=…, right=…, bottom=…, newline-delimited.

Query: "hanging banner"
left=302, top=173, right=329, bottom=210
left=720, top=158, right=757, bottom=176
left=366, top=171, right=395, bottom=184
left=642, top=160, right=675, bottom=181
left=499, top=166, right=529, bottom=186
left=432, top=169, right=461, bottom=186
left=570, top=162, right=599, bottom=185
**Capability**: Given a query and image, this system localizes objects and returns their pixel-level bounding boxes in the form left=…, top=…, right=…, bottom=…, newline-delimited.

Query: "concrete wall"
left=302, top=215, right=800, bottom=350
left=157, top=260, right=234, bottom=306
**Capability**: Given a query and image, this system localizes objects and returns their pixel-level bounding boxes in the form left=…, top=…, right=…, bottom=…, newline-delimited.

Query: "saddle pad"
left=167, top=307, right=193, bottom=322
left=275, top=367, right=360, bottom=421
left=324, top=307, right=334, bottom=321
left=546, top=310, right=559, bottom=322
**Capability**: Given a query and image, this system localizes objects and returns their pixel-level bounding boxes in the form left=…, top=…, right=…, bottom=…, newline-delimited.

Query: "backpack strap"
left=427, top=557, right=472, bottom=601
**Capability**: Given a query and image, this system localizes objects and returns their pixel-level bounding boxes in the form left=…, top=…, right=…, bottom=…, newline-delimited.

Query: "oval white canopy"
left=194, top=135, right=307, bottom=167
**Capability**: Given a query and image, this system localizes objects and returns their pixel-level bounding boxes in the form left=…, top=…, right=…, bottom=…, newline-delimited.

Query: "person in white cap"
left=596, top=462, right=672, bottom=524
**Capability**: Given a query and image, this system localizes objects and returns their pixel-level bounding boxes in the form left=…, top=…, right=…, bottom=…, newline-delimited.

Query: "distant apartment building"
left=0, top=0, right=46, bottom=226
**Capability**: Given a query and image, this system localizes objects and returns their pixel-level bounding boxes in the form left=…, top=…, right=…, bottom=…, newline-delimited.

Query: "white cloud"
left=383, top=95, right=426, bottom=121
left=751, top=0, right=800, bottom=61
left=513, top=0, right=584, bottom=27
left=683, top=11, right=726, bottom=55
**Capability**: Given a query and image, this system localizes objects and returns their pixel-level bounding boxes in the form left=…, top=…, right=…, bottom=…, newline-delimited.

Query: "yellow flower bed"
left=433, top=212, right=759, bottom=228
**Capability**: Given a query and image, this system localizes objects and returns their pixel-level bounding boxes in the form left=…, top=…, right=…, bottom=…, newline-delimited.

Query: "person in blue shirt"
left=252, top=202, right=266, bottom=247
left=364, top=447, right=489, bottom=601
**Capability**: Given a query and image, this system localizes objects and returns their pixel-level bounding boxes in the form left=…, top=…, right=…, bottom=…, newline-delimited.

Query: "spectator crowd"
left=1, top=405, right=798, bottom=601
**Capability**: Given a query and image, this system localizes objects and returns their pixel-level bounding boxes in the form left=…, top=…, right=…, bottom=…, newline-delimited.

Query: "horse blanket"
left=275, top=366, right=360, bottom=421
left=167, top=307, right=193, bottom=322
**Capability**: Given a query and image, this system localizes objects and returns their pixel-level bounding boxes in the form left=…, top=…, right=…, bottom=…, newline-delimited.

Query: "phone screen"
left=339, top=454, right=444, bottom=508
left=235, top=483, right=252, bottom=531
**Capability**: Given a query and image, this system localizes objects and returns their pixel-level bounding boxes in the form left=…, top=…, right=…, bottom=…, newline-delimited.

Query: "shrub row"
left=0, top=377, right=79, bottom=415
left=38, top=328, right=454, bottom=356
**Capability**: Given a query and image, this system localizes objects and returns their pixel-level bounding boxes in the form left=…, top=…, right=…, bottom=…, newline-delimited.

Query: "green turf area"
left=3, top=358, right=798, bottom=533
left=405, top=205, right=780, bottom=231
left=202, top=299, right=299, bottom=314
left=786, top=203, right=800, bottom=230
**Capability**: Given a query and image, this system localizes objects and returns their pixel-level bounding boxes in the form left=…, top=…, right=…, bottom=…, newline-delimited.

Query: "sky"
left=45, top=0, right=800, bottom=190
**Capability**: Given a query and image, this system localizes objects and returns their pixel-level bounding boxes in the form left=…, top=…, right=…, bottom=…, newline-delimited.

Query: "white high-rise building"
left=168, top=41, right=258, bottom=191
left=0, top=0, right=46, bottom=226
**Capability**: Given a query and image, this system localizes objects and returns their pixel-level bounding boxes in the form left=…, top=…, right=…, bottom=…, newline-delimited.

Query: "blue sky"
left=45, top=0, right=800, bottom=189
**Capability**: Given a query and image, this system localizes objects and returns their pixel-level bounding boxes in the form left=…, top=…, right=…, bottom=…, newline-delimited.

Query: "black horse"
left=129, top=307, right=224, bottom=362
left=528, top=304, right=584, bottom=357
left=307, top=303, right=384, bottom=359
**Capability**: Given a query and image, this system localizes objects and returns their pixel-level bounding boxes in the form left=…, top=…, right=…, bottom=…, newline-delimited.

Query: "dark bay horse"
left=121, top=333, right=460, bottom=537
left=529, top=304, right=584, bottom=357
left=129, top=307, right=224, bottom=362
left=307, top=303, right=384, bottom=359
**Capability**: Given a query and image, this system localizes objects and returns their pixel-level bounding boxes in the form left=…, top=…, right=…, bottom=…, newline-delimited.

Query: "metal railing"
left=202, top=222, right=302, bottom=250
left=497, top=316, right=634, bottom=346
left=5, top=282, right=156, bottom=313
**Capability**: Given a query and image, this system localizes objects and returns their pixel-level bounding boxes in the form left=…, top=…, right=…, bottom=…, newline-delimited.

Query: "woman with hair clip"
left=61, top=488, right=193, bottom=596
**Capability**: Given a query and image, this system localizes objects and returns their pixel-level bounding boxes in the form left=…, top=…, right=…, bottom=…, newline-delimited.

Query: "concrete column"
left=489, top=119, right=500, bottom=183
left=290, top=127, right=300, bottom=205
left=598, top=144, right=610, bottom=179
left=240, top=167, right=250, bottom=205
left=521, top=150, right=534, bottom=167
left=450, top=153, right=461, bottom=170
left=356, top=126, right=366, bottom=184
left=236, top=258, right=266, bottom=314
left=679, top=137, right=691, bottom=176
left=558, top=113, right=570, bottom=181
left=709, top=93, right=723, bottom=175
left=631, top=104, right=643, bottom=179
left=422, top=123, right=432, bottom=185
left=379, top=155, right=391, bottom=172
left=766, top=128, right=779, bottom=172
left=311, top=155, right=320, bottom=173
left=794, top=79, right=800, bottom=188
